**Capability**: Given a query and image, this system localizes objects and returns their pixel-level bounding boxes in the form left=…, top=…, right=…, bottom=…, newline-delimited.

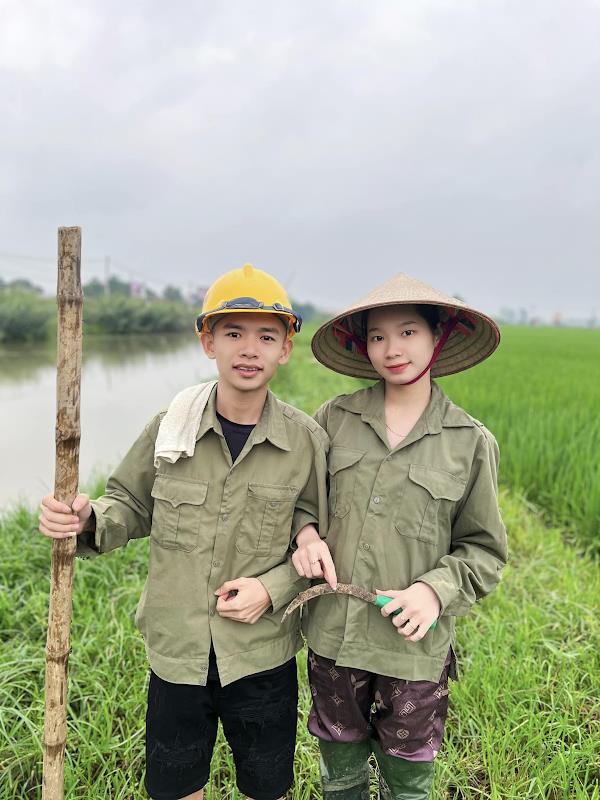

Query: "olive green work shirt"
left=303, top=381, right=508, bottom=683
left=77, top=386, right=329, bottom=686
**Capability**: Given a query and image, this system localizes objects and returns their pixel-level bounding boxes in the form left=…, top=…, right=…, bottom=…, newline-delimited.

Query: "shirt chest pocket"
left=236, top=483, right=299, bottom=557
left=150, top=475, right=209, bottom=552
left=328, top=447, right=365, bottom=518
left=395, top=464, right=466, bottom=545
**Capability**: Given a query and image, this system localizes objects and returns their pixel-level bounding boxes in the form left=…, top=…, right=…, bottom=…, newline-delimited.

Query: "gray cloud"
left=1, top=0, right=599, bottom=319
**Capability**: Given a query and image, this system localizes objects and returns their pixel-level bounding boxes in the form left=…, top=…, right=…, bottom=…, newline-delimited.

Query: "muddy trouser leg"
left=371, top=740, right=434, bottom=800
left=319, top=739, right=371, bottom=800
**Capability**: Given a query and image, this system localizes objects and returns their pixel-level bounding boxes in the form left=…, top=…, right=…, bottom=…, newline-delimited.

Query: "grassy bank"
left=1, top=492, right=598, bottom=798
left=0, top=290, right=53, bottom=343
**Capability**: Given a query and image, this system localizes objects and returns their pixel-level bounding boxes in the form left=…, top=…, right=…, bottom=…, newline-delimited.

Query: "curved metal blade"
left=281, top=582, right=378, bottom=621
left=282, top=583, right=336, bottom=621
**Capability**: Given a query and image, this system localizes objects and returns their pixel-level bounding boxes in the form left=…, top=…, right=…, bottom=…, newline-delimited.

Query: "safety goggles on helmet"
left=196, top=296, right=302, bottom=335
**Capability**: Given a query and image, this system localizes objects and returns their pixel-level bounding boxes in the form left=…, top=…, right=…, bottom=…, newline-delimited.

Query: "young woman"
left=293, top=273, right=508, bottom=799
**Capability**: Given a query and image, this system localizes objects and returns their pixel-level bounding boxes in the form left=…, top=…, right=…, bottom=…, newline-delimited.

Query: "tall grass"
left=1, top=324, right=599, bottom=798
left=1, top=495, right=598, bottom=798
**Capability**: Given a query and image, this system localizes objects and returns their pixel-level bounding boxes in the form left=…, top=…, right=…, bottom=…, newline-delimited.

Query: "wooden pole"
left=42, top=227, right=83, bottom=800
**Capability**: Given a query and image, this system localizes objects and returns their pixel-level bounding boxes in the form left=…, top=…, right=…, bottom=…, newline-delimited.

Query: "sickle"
left=282, top=582, right=380, bottom=621
left=281, top=582, right=437, bottom=630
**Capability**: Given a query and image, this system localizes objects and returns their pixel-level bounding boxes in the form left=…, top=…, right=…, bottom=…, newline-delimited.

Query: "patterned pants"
left=307, top=650, right=452, bottom=762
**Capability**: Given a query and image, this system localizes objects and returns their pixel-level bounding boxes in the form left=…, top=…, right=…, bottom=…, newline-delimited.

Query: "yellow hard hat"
left=195, top=263, right=302, bottom=338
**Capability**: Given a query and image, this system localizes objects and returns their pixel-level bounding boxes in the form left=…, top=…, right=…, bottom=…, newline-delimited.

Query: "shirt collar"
left=336, top=380, right=473, bottom=437
left=251, top=389, right=292, bottom=451
left=196, top=384, right=291, bottom=451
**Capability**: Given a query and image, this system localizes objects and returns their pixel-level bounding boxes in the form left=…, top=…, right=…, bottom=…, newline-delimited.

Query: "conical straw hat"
left=311, top=273, right=501, bottom=380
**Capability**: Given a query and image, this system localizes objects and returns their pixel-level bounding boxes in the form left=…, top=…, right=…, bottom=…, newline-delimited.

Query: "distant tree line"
left=0, top=277, right=44, bottom=294
left=72, top=276, right=188, bottom=303
left=498, top=306, right=597, bottom=328
left=0, top=274, right=322, bottom=343
left=0, top=276, right=192, bottom=343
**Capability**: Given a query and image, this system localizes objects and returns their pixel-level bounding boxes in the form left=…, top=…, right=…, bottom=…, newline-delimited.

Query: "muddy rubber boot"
left=319, top=739, right=371, bottom=799
left=371, top=740, right=434, bottom=800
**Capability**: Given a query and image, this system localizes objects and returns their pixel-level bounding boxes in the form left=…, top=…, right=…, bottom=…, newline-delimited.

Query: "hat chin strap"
left=332, top=321, right=370, bottom=359
left=333, top=310, right=469, bottom=382
left=401, top=314, right=460, bottom=385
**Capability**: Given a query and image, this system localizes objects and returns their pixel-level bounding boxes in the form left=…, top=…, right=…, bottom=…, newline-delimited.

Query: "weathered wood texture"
left=42, top=227, right=83, bottom=800
left=281, top=582, right=378, bottom=620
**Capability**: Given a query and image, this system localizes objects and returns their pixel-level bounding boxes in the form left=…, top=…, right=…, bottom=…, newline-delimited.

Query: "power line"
left=0, top=249, right=165, bottom=296
left=0, top=251, right=54, bottom=263
left=0, top=250, right=105, bottom=264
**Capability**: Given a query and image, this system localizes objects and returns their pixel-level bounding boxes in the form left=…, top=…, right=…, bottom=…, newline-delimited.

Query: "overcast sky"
left=1, top=0, right=599, bottom=319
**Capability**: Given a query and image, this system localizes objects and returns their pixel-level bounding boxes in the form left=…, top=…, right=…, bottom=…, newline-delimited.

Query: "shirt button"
left=221, top=513, right=228, bottom=521
left=269, top=501, right=279, bottom=508
left=372, top=496, right=381, bottom=504
left=209, top=608, right=216, bottom=617
left=212, top=560, right=221, bottom=567
left=361, top=542, right=370, bottom=550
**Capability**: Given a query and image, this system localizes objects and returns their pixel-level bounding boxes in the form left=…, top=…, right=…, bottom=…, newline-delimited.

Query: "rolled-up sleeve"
left=417, top=429, right=508, bottom=616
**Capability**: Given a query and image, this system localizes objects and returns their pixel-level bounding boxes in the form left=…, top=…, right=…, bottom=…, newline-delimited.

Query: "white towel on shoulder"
left=154, top=380, right=218, bottom=468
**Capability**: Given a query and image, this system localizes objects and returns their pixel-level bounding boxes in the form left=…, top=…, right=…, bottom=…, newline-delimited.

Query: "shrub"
left=0, top=290, right=53, bottom=343
left=83, top=296, right=191, bottom=335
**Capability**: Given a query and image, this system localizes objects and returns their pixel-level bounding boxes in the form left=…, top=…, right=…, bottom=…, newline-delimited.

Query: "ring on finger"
left=310, top=559, right=320, bottom=564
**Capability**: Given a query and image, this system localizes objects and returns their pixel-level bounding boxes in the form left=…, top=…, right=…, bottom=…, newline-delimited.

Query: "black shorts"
left=145, top=658, right=298, bottom=800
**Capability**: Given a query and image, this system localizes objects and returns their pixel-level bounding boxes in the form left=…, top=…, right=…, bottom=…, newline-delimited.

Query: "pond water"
left=0, top=335, right=216, bottom=510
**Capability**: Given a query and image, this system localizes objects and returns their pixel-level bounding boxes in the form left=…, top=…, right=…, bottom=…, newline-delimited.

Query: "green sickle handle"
left=374, top=595, right=438, bottom=631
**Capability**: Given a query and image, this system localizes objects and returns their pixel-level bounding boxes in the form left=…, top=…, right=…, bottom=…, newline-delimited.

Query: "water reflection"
left=0, top=335, right=216, bottom=509
left=0, top=334, right=196, bottom=385
left=0, top=341, right=56, bottom=385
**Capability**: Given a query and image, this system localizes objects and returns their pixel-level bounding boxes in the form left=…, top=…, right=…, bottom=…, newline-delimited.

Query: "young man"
left=39, top=264, right=330, bottom=800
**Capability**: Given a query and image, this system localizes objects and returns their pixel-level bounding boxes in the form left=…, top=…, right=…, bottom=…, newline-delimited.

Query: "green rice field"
left=1, top=324, right=599, bottom=798
left=273, top=325, right=600, bottom=550
left=438, top=327, right=600, bottom=551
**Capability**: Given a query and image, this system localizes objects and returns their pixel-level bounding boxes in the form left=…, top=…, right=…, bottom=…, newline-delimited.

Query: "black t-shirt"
left=216, top=411, right=255, bottom=463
